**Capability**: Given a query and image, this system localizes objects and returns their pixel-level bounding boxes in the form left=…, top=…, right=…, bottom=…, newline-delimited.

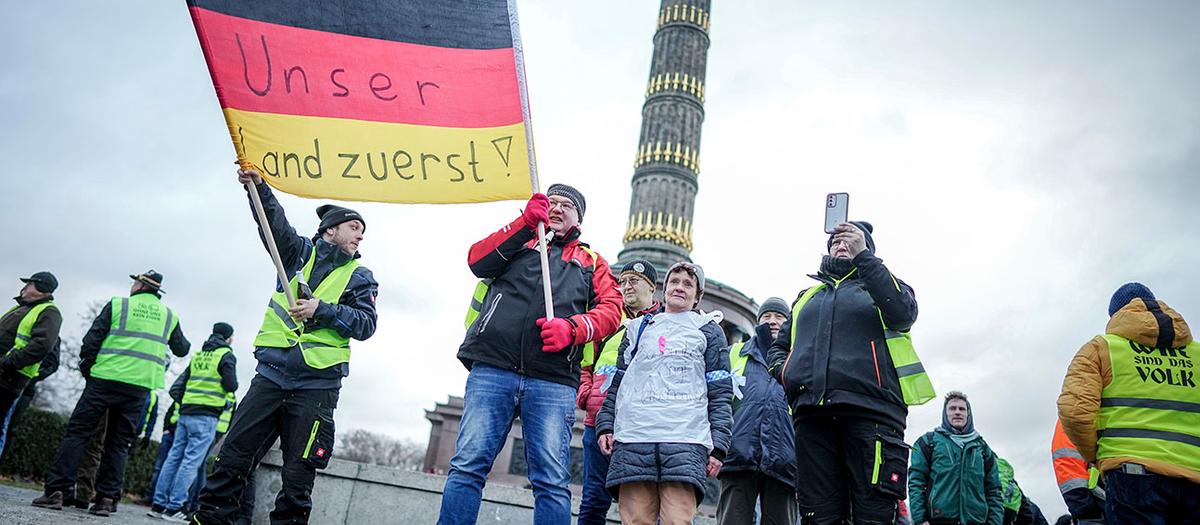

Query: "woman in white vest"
left=595, top=261, right=734, bottom=525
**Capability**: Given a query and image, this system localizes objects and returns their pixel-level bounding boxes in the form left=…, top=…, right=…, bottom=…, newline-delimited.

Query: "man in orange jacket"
left=1051, top=420, right=1103, bottom=523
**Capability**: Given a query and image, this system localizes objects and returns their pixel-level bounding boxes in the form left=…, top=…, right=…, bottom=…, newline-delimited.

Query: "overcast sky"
left=3, top=0, right=1198, bottom=517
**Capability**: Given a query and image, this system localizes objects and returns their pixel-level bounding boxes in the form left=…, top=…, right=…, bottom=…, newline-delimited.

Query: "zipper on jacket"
left=477, top=293, right=503, bottom=335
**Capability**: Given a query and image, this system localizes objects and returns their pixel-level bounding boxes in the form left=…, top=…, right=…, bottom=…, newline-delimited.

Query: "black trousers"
left=717, top=470, right=798, bottom=525
left=793, top=413, right=905, bottom=525
left=44, top=380, right=146, bottom=501
left=195, top=374, right=338, bottom=525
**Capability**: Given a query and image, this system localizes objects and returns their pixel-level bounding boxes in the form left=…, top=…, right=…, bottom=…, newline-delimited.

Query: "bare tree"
left=337, top=429, right=426, bottom=471
left=33, top=300, right=103, bottom=414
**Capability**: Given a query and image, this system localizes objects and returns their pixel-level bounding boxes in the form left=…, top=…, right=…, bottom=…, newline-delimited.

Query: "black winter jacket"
left=171, top=333, right=238, bottom=417
left=767, top=251, right=918, bottom=429
left=0, top=296, right=62, bottom=394
left=457, top=217, right=622, bottom=388
left=247, top=182, right=378, bottom=391
left=596, top=315, right=733, bottom=501
left=720, top=323, right=797, bottom=487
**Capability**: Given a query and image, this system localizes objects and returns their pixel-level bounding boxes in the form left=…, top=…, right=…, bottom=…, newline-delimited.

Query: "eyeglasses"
left=548, top=199, right=576, bottom=212
left=618, top=277, right=646, bottom=287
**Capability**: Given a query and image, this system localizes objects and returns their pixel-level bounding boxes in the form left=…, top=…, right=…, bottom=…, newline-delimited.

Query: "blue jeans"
left=577, top=425, right=613, bottom=525
left=153, top=414, right=218, bottom=510
left=145, top=429, right=175, bottom=501
left=438, top=364, right=576, bottom=525
left=1105, top=469, right=1200, bottom=525
left=0, top=393, right=19, bottom=453
left=185, top=434, right=222, bottom=512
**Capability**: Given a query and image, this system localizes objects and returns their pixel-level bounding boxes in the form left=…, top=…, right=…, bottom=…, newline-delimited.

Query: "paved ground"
left=0, top=485, right=165, bottom=525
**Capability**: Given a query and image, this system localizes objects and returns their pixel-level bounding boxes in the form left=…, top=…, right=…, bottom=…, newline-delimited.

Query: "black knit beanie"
left=827, top=221, right=876, bottom=254
left=316, top=205, right=366, bottom=236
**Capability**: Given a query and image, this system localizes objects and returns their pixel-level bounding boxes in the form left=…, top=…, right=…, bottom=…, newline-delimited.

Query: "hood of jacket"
left=201, top=333, right=230, bottom=352
left=1107, top=298, right=1192, bottom=349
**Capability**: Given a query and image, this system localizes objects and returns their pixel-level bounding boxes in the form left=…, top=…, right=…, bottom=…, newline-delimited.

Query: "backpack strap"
left=918, top=432, right=935, bottom=463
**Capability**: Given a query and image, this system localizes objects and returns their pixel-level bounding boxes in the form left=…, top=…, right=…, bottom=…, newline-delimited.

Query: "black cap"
left=212, top=322, right=234, bottom=339
left=316, top=205, right=366, bottom=236
left=20, top=271, right=58, bottom=294
left=620, top=260, right=658, bottom=288
left=129, top=270, right=165, bottom=293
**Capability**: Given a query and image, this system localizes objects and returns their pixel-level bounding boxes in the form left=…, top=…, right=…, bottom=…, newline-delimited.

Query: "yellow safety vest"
left=3, top=301, right=57, bottom=378
left=254, top=247, right=360, bottom=369
left=182, top=346, right=233, bottom=408
left=92, top=295, right=177, bottom=390
left=217, top=391, right=236, bottom=433
left=1097, top=334, right=1200, bottom=473
left=790, top=281, right=935, bottom=406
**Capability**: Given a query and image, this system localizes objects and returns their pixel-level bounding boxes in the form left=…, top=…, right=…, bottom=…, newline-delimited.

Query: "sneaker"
left=31, top=491, right=63, bottom=510
left=88, top=498, right=116, bottom=517
left=147, top=505, right=166, bottom=518
left=162, top=510, right=190, bottom=523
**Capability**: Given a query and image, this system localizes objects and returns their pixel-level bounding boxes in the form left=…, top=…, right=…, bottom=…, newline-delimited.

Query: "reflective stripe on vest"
left=729, top=342, right=749, bottom=377
left=463, top=279, right=491, bottom=329
left=1097, top=333, right=1200, bottom=473
left=182, top=346, right=233, bottom=407
left=217, top=391, right=236, bottom=433
left=141, top=393, right=158, bottom=436
left=3, top=301, right=56, bottom=378
left=253, top=247, right=360, bottom=369
left=789, top=281, right=935, bottom=406
left=92, top=295, right=177, bottom=390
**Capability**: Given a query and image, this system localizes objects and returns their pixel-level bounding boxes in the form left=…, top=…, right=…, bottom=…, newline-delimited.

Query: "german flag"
left=186, top=0, right=537, bottom=204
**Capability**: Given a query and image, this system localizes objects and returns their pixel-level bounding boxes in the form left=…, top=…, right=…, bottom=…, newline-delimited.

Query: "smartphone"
left=824, top=192, right=849, bottom=234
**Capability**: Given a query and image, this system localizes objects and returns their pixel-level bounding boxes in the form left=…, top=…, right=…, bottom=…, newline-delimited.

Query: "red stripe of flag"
left=190, top=7, right=523, bottom=128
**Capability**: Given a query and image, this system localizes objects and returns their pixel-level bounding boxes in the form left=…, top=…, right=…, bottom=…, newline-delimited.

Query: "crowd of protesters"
left=3, top=181, right=1197, bottom=525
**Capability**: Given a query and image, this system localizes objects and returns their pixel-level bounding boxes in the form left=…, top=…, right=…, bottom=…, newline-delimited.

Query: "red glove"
left=536, top=317, right=574, bottom=353
left=521, top=193, right=550, bottom=230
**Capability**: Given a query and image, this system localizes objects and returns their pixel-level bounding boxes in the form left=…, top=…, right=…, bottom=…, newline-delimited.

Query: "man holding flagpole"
left=193, top=168, right=378, bottom=525
left=439, top=185, right=622, bottom=525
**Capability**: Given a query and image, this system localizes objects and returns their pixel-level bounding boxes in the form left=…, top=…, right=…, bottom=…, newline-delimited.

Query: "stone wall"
left=251, top=450, right=719, bottom=524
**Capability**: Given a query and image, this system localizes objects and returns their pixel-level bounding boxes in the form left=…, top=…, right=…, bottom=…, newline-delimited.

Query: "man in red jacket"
left=438, top=184, right=622, bottom=525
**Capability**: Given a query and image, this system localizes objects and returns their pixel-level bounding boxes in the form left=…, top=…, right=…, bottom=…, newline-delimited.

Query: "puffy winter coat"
left=909, top=429, right=1003, bottom=525
left=767, top=251, right=917, bottom=428
left=458, top=218, right=622, bottom=388
left=1057, top=298, right=1200, bottom=484
left=595, top=312, right=733, bottom=501
left=719, top=323, right=796, bottom=488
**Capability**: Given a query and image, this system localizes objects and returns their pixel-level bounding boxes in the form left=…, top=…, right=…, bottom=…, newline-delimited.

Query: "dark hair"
left=945, top=390, right=969, bottom=404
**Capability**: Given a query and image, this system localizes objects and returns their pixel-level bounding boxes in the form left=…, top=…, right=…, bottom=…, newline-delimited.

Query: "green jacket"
left=909, top=429, right=1004, bottom=525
